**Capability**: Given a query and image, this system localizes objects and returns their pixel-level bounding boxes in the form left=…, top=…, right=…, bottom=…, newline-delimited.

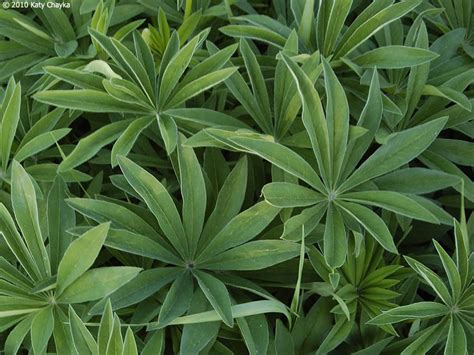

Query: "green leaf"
left=401, top=319, right=448, bottom=355
left=275, top=319, right=294, bottom=355
left=117, top=156, right=187, bottom=257
left=111, top=116, right=154, bottom=167
left=4, top=315, right=33, bottom=355
left=66, top=198, right=160, bottom=240
left=44, top=66, right=104, bottom=90
left=148, top=300, right=290, bottom=329
left=198, top=201, right=280, bottom=261
left=324, top=204, right=347, bottom=268
left=157, top=271, right=194, bottom=327
left=433, top=241, right=462, bottom=301
left=33, top=90, right=148, bottom=113
left=141, top=331, right=165, bottom=355
left=353, top=46, right=438, bottom=68
left=340, top=117, right=448, bottom=192
left=341, top=69, right=382, bottom=180
left=68, top=306, right=97, bottom=355
left=321, top=0, right=352, bottom=55
left=298, top=0, right=315, bottom=48
left=105, top=229, right=181, bottom=265
left=97, top=300, right=113, bottom=354
left=373, top=168, right=460, bottom=194
left=334, top=0, right=422, bottom=58
left=165, top=67, right=237, bottom=109
left=1, top=79, right=21, bottom=170
left=240, top=39, right=272, bottom=122
left=58, top=267, right=141, bottom=303
left=262, top=182, right=325, bottom=207
left=322, top=57, right=349, bottom=185
left=180, top=290, right=220, bottom=355
left=159, top=35, right=200, bottom=108
left=200, top=156, right=248, bottom=246
left=445, top=316, right=467, bottom=355
left=56, top=223, right=110, bottom=296
left=177, top=43, right=237, bottom=88
left=89, top=29, right=154, bottom=103
left=193, top=270, right=233, bottom=327
left=90, top=268, right=181, bottom=315
left=219, top=25, right=287, bottom=48
left=157, top=114, right=178, bottom=154
left=0, top=203, right=41, bottom=280
left=316, top=317, right=354, bottom=355
left=106, top=314, right=124, bottom=355
left=238, top=314, right=269, bottom=355
left=337, top=201, right=398, bottom=254
left=341, top=191, right=439, bottom=223
left=14, top=128, right=70, bottom=163
left=405, top=256, right=452, bottom=305
left=422, top=85, right=472, bottom=111
left=280, top=53, right=331, bottom=185
left=165, top=108, right=249, bottom=129
left=122, top=328, right=138, bottom=355
left=282, top=203, right=327, bottom=240
left=11, top=161, right=50, bottom=278
left=368, top=302, right=448, bottom=325
left=59, top=119, right=132, bottom=172
left=31, top=306, right=54, bottom=355
left=229, top=136, right=324, bottom=191
left=177, top=137, right=207, bottom=256
left=202, top=240, right=300, bottom=270
left=404, top=21, right=430, bottom=121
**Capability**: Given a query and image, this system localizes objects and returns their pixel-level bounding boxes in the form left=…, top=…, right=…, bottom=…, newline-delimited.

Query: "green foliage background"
left=0, top=0, right=473, bottom=353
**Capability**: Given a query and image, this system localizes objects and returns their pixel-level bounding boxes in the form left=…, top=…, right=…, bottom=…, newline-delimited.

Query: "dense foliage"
left=0, top=0, right=473, bottom=354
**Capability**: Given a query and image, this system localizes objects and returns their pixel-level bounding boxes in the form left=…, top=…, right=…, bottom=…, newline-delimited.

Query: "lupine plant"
left=0, top=0, right=472, bottom=353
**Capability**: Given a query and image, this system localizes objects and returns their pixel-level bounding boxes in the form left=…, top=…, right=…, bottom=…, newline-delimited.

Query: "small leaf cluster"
left=0, top=0, right=473, bottom=354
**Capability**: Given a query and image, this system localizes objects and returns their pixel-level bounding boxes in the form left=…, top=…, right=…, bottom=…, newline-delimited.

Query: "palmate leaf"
left=0, top=1, right=472, bottom=353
